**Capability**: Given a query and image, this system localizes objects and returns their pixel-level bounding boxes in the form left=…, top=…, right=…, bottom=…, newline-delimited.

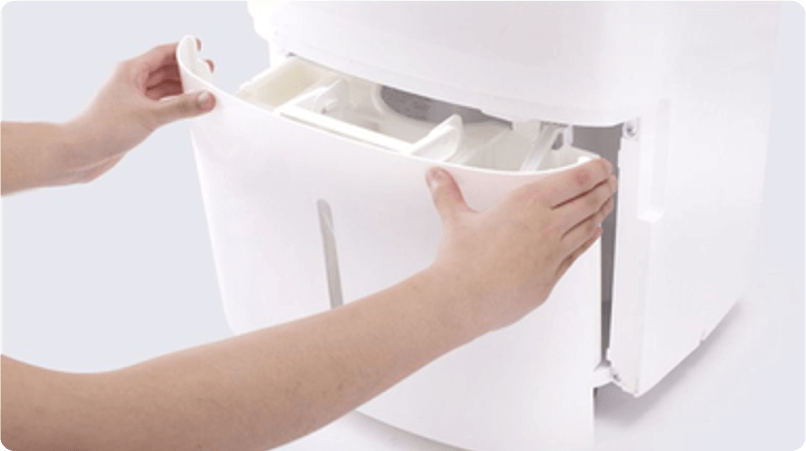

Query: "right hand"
left=425, top=159, right=617, bottom=334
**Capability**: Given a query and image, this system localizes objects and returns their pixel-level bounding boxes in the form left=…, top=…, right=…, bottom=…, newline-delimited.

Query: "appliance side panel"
left=609, top=5, right=780, bottom=395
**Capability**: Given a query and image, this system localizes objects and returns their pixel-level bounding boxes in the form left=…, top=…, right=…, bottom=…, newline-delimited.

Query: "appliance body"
left=178, top=3, right=780, bottom=450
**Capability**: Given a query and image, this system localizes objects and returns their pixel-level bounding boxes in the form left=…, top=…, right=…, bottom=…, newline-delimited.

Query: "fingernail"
left=197, top=91, right=214, bottom=111
left=426, top=168, right=444, bottom=189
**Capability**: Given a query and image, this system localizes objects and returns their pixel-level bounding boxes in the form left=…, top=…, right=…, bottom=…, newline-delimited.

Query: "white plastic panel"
left=607, top=6, right=780, bottom=395
left=249, top=2, right=680, bottom=125
left=177, top=37, right=601, bottom=451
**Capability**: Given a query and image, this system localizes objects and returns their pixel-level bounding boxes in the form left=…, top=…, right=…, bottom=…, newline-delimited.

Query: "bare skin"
left=1, top=40, right=215, bottom=194
left=0, top=41, right=616, bottom=451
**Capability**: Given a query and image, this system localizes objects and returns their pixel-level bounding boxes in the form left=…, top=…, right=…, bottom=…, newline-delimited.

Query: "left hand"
left=62, top=40, right=216, bottom=183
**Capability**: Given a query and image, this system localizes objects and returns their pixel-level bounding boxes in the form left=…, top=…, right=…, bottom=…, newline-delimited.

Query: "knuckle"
left=431, top=180, right=448, bottom=197
left=604, top=197, right=615, bottom=213
left=542, top=221, right=561, bottom=239
left=534, top=186, right=556, bottom=206
left=585, top=191, right=601, bottom=209
left=135, top=107, right=161, bottom=131
left=114, top=60, right=133, bottom=75
left=597, top=183, right=612, bottom=204
left=600, top=158, right=613, bottom=176
left=518, top=181, right=543, bottom=200
left=178, top=98, right=195, bottom=116
left=151, top=43, right=173, bottom=58
left=607, top=175, right=617, bottom=194
left=574, top=167, right=592, bottom=188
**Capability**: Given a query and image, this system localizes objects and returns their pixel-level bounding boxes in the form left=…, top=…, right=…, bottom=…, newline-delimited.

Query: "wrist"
left=52, top=116, right=113, bottom=186
left=47, top=121, right=90, bottom=184
left=60, top=116, right=96, bottom=164
left=411, top=264, right=489, bottom=346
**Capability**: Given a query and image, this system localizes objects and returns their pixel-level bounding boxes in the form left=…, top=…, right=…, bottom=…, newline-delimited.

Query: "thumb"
left=151, top=90, right=215, bottom=126
left=426, top=167, right=471, bottom=224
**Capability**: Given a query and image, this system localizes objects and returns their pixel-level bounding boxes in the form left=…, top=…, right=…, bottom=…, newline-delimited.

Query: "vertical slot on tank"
left=317, top=199, right=344, bottom=309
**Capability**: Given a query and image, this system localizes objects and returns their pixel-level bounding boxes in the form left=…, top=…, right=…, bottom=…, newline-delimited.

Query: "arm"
left=2, top=160, right=616, bottom=451
left=0, top=122, right=84, bottom=193
left=1, top=41, right=215, bottom=195
left=2, top=270, right=473, bottom=451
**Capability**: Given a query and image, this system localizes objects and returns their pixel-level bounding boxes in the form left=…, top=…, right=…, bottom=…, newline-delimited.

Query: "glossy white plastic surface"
left=178, top=36, right=602, bottom=451
left=604, top=11, right=779, bottom=395
left=247, top=2, right=779, bottom=396
left=249, top=2, right=678, bottom=125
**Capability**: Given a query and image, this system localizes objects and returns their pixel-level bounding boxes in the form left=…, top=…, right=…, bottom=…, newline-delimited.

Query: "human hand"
left=60, top=40, right=216, bottom=184
left=425, top=159, right=616, bottom=334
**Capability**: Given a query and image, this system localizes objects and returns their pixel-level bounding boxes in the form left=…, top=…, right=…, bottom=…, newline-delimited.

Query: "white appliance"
left=176, top=3, right=780, bottom=450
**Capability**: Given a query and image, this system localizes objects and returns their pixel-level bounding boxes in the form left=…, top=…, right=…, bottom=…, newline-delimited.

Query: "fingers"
left=540, top=158, right=613, bottom=207
left=149, top=91, right=216, bottom=126
left=146, top=64, right=181, bottom=89
left=146, top=80, right=183, bottom=101
left=562, top=196, right=614, bottom=253
left=132, top=42, right=180, bottom=75
left=147, top=60, right=213, bottom=89
left=558, top=174, right=617, bottom=230
left=555, top=226, right=603, bottom=280
left=426, top=167, right=473, bottom=225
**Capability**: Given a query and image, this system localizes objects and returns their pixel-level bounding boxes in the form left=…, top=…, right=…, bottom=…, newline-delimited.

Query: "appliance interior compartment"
left=236, top=57, right=586, bottom=174
left=178, top=36, right=607, bottom=451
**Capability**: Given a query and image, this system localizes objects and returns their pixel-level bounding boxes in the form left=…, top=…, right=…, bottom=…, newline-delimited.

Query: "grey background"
left=1, top=2, right=803, bottom=451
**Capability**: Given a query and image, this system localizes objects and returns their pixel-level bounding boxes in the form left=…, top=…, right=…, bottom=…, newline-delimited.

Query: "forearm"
left=2, top=269, right=477, bottom=451
left=1, top=42, right=217, bottom=196
left=0, top=121, right=81, bottom=194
